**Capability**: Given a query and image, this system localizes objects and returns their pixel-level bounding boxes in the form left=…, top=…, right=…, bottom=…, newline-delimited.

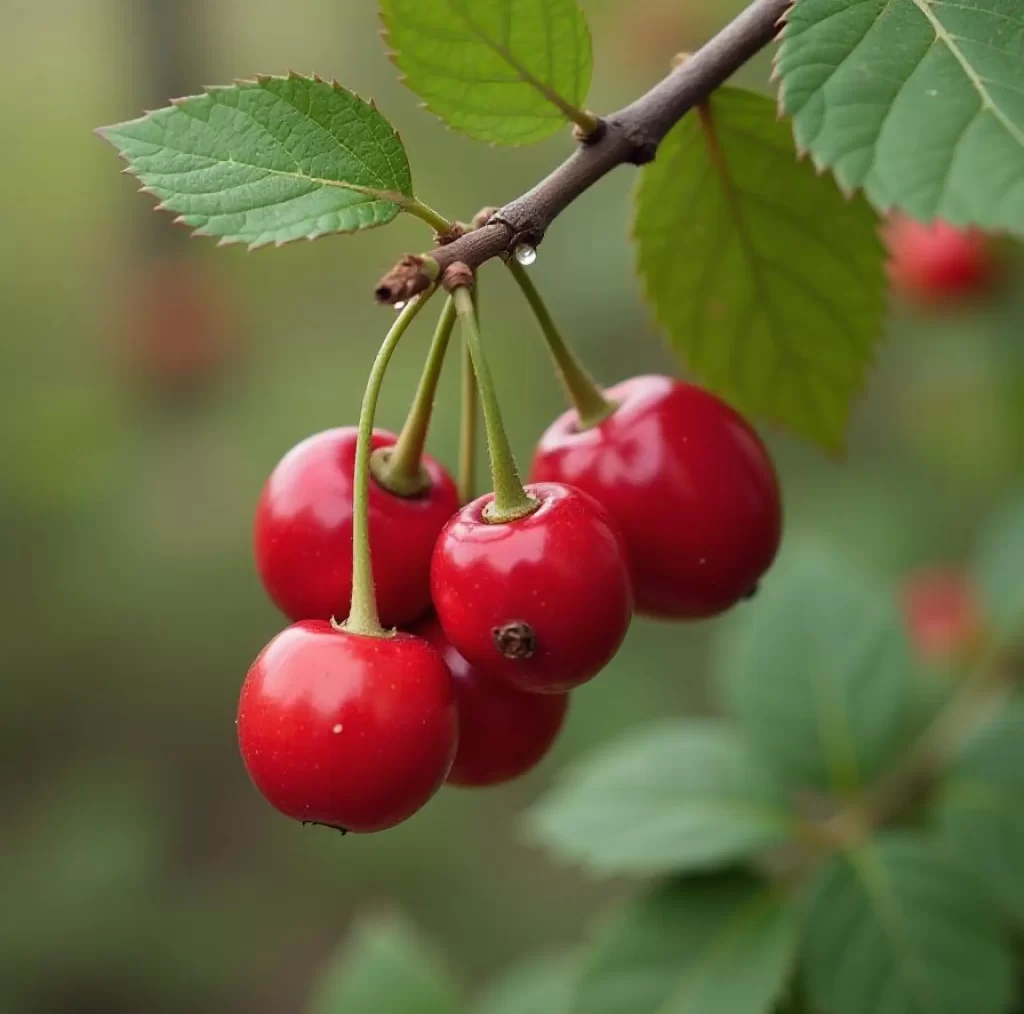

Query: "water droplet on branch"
left=514, top=244, right=537, bottom=266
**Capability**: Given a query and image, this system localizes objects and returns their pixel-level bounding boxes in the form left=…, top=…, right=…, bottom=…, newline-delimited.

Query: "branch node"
left=613, top=116, right=660, bottom=165
left=437, top=222, right=468, bottom=245
left=375, top=254, right=436, bottom=305
left=490, top=212, right=544, bottom=255
left=471, top=206, right=500, bottom=230
left=572, top=115, right=607, bottom=146
left=442, top=261, right=474, bottom=292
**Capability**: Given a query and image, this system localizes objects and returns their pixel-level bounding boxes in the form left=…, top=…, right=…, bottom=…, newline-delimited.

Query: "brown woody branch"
left=375, top=0, right=791, bottom=305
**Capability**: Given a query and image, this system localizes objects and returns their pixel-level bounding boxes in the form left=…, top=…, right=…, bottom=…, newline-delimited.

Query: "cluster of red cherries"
left=236, top=371, right=781, bottom=834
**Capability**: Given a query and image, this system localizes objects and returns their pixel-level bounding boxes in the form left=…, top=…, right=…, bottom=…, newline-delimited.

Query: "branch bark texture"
left=375, top=0, right=791, bottom=304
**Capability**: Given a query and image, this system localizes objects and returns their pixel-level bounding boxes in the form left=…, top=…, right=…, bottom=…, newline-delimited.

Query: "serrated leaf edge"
left=97, top=73, right=416, bottom=251
left=378, top=0, right=593, bottom=147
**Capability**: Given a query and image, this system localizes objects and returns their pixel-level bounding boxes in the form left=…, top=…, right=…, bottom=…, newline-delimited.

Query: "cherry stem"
left=343, top=289, right=437, bottom=637
left=506, top=260, right=616, bottom=430
left=458, top=290, right=480, bottom=505
left=451, top=285, right=537, bottom=523
left=372, top=296, right=457, bottom=498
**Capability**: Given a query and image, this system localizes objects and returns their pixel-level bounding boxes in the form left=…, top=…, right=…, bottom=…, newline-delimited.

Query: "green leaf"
left=99, top=74, right=415, bottom=249
left=380, top=0, right=593, bottom=145
left=973, top=494, right=1024, bottom=640
left=634, top=86, right=886, bottom=452
left=801, top=833, right=1013, bottom=1014
left=475, top=954, right=576, bottom=1014
left=526, top=719, right=794, bottom=876
left=776, top=0, right=1024, bottom=234
left=574, top=872, right=798, bottom=1014
left=938, top=699, right=1024, bottom=927
left=715, top=546, right=915, bottom=792
left=306, top=913, right=461, bottom=1014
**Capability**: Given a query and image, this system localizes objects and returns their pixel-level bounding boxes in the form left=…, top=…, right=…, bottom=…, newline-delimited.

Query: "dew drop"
left=394, top=300, right=408, bottom=311
left=514, top=244, right=537, bottom=266
left=332, top=723, right=343, bottom=734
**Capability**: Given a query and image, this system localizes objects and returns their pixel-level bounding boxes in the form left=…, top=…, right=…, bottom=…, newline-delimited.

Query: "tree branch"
left=375, top=0, right=791, bottom=305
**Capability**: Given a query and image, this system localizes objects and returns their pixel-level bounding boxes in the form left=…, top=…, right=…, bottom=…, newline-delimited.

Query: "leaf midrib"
left=445, top=0, right=585, bottom=122
left=848, top=845, right=941, bottom=1012
left=909, top=0, right=1024, bottom=150
left=112, top=138, right=410, bottom=210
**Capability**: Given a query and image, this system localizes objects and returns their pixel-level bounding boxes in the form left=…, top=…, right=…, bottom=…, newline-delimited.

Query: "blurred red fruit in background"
left=900, top=568, right=984, bottom=664
left=884, top=216, right=997, bottom=304
left=117, top=254, right=238, bottom=396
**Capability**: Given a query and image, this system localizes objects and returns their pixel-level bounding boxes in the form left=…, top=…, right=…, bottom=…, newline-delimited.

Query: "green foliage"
left=973, top=494, right=1024, bottom=639
left=716, top=547, right=916, bottom=792
left=474, top=954, right=576, bottom=1014
left=573, top=873, right=798, bottom=1014
left=801, top=833, right=1013, bottom=1014
left=939, top=699, right=1024, bottom=926
left=776, top=0, right=1024, bottom=234
left=527, top=719, right=794, bottom=876
left=306, top=914, right=461, bottom=1014
left=98, top=74, right=415, bottom=248
left=380, top=0, right=593, bottom=145
left=634, top=87, right=886, bottom=452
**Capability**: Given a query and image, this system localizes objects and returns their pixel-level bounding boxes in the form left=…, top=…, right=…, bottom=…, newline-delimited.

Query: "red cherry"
left=237, top=620, right=457, bottom=832
left=530, top=376, right=781, bottom=619
left=416, top=614, right=569, bottom=786
left=900, top=568, right=984, bottom=663
left=254, top=427, right=458, bottom=628
left=884, top=216, right=996, bottom=303
left=431, top=482, right=632, bottom=694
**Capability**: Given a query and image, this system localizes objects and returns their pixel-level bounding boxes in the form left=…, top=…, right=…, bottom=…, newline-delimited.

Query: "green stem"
left=372, top=297, right=458, bottom=497
left=342, top=289, right=436, bottom=637
left=458, top=285, right=481, bottom=505
left=458, top=339, right=478, bottom=505
left=506, top=260, right=616, bottom=429
left=451, top=285, right=537, bottom=523
left=403, top=198, right=455, bottom=234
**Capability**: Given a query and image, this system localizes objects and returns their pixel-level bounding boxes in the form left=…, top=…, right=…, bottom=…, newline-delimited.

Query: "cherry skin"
left=884, top=216, right=996, bottom=303
left=416, top=614, right=569, bottom=786
left=431, top=482, right=632, bottom=694
left=254, top=427, right=458, bottom=628
left=900, top=568, right=984, bottom=664
left=237, top=620, right=457, bottom=832
left=530, top=376, right=781, bottom=619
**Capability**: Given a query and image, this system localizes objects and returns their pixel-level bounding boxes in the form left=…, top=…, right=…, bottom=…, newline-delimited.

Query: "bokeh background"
left=2, top=1, right=1023, bottom=1011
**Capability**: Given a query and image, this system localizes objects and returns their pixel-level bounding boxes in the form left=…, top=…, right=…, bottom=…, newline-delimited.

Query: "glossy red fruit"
left=884, top=216, right=996, bottom=303
left=431, top=482, right=632, bottom=694
left=530, top=376, right=781, bottom=619
left=237, top=620, right=457, bottom=832
left=900, top=568, right=984, bottom=664
left=254, top=428, right=458, bottom=628
left=416, top=614, right=569, bottom=786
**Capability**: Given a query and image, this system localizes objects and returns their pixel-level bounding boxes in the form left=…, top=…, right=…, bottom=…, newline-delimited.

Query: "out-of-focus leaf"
left=573, top=872, right=797, bottom=1014
left=938, top=699, right=1024, bottom=926
left=716, top=546, right=915, bottom=791
left=527, top=719, right=793, bottom=875
left=802, top=833, right=1013, bottom=1014
left=307, top=913, right=461, bottom=1014
left=475, top=954, right=576, bottom=1014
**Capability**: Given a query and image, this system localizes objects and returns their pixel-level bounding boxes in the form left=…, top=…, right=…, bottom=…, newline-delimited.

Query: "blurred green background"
left=2, top=1, right=1023, bottom=1011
